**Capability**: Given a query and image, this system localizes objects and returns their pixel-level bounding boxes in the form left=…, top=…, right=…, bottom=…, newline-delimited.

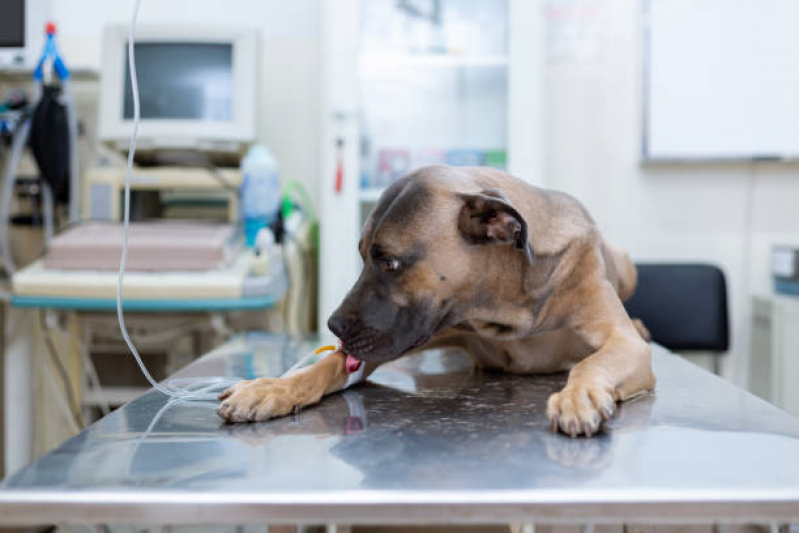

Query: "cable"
left=116, top=0, right=315, bottom=401
left=80, top=346, right=110, bottom=416
left=0, top=114, right=31, bottom=276
left=283, top=180, right=317, bottom=222
left=76, top=321, right=111, bottom=416
left=40, top=348, right=81, bottom=435
left=39, top=310, right=85, bottom=428
left=206, top=164, right=239, bottom=194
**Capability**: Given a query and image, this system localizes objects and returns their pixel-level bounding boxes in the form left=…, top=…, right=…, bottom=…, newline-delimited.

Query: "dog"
left=217, top=165, right=655, bottom=437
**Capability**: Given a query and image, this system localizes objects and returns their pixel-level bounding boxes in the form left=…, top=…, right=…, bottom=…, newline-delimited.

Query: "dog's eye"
left=382, top=258, right=402, bottom=273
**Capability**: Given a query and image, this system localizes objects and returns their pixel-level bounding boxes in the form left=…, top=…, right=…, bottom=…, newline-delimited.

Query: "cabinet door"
left=319, top=0, right=362, bottom=341
left=319, top=0, right=545, bottom=340
left=359, top=0, right=511, bottom=202
left=508, top=0, right=545, bottom=184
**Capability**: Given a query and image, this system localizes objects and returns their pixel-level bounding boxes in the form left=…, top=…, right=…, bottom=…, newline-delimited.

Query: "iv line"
left=118, top=0, right=324, bottom=402
left=115, top=0, right=226, bottom=400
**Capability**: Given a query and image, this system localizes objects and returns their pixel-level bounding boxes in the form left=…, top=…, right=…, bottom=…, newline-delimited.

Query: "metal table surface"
left=2, top=333, right=799, bottom=526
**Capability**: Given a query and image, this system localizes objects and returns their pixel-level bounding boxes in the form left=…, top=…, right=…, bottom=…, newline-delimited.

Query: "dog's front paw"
left=217, top=378, right=300, bottom=423
left=546, top=382, right=616, bottom=438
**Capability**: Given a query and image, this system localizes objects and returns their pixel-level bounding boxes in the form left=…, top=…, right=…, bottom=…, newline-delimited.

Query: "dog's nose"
left=327, top=314, right=352, bottom=339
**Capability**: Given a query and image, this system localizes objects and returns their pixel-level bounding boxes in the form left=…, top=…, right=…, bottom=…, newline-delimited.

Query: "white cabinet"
left=318, top=0, right=546, bottom=338
left=750, top=294, right=799, bottom=416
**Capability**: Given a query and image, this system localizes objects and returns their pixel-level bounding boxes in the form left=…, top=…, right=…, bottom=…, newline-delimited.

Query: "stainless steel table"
left=2, top=333, right=799, bottom=527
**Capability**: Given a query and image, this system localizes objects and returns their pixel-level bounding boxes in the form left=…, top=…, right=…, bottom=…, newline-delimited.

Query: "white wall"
left=50, top=0, right=322, bottom=211
left=544, top=0, right=799, bottom=387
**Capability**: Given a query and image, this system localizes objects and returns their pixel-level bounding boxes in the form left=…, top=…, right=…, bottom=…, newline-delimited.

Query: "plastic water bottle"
left=240, top=144, right=280, bottom=247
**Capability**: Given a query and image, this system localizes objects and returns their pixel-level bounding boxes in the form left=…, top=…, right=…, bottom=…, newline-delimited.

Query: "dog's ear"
left=457, top=189, right=534, bottom=263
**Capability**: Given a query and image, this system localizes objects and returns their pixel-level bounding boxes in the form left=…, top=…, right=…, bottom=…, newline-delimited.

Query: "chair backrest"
left=623, top=263, right=730, bottom=352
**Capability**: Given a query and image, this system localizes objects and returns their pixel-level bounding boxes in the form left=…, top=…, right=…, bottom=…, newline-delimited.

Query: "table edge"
left=2, top=489, right=799, bottom=525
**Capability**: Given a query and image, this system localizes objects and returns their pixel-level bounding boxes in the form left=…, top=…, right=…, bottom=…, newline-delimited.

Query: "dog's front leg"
left=217, top=350, right=359, bottom=423
left=547, top=282, right=655, bottom=437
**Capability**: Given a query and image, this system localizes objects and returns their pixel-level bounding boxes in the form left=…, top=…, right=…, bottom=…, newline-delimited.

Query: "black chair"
left=623, top=263, right=730, bottom=374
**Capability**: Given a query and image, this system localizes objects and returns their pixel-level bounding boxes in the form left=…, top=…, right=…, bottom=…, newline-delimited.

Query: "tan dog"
left=218, top=166, right=655, bottom=437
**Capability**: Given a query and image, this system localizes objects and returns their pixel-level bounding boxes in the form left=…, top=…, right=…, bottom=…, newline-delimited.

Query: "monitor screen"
left=0, top=0, right=25, bottom=48
left=123, top=42, right=233, bottom=121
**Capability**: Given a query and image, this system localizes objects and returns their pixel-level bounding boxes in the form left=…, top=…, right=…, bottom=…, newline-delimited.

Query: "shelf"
left=359, top=188, right=386, bottom=203
left=0, top=66, right=99, bottom=81
left=359, top=53, right=507, bottom=72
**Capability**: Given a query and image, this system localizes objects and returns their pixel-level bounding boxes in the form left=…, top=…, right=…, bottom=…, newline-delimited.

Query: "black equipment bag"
left=28, top=84, right=70, bottom=204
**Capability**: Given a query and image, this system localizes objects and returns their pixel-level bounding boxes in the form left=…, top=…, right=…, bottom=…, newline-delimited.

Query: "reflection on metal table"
left=2, top=334, right=799, bottom=526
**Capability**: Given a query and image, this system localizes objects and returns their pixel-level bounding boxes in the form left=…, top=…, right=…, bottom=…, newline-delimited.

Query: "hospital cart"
left=3, top=250, right=287, bottom=474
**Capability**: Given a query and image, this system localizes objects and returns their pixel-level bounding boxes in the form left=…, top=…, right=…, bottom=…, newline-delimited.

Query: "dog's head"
left=328, top=167, right=535, bottom=364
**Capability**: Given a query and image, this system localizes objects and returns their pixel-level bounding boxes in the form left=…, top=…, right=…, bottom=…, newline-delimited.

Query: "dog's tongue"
left=345, top=354, right=362, bottom=374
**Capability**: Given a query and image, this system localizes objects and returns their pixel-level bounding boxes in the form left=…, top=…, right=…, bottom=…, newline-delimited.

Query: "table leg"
left=4, top=307, right=35, bottom=474
left=34, top=310, right=83, bottom=457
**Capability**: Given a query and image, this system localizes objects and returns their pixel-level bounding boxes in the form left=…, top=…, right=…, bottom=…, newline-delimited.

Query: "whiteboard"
left=644, top=0, right=799, bottom=160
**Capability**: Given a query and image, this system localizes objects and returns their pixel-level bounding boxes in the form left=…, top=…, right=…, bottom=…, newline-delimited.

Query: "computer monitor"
left=99, top=25, right=257, bottom=155
left=0, top=0, right=48, bottom=68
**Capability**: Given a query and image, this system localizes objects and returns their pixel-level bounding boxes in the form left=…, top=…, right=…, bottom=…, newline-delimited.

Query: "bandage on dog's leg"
left=217, top=350, right=352, bottom=423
